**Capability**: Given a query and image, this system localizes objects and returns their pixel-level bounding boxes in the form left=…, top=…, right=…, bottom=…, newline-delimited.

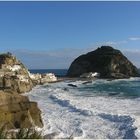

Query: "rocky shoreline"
left=0, top=46, right=139, bottom=133
left=0, top=52, right=57, bottom=130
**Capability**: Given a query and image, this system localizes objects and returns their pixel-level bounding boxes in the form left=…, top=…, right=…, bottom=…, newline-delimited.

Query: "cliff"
left=0, top=91, right=43, bottom=129
left=0, top=52, right=43, bottom=129
left=0, top=52, right=33, bottom=93
left=67, top=46, right=139, bottom=79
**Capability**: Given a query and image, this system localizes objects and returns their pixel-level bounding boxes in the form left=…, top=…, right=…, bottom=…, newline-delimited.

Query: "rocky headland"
left=0, top=52, right=57, bottom=130
left=0, top=91, right=43, bottom=129
left=67, top=46, right=139, bottom=79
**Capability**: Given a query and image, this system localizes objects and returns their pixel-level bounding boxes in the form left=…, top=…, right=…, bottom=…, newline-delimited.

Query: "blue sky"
left=0, top=1, right=140, bottom=69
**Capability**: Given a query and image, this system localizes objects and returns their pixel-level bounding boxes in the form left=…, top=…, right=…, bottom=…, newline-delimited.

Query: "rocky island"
left=67, top=46, right=139, bottom=79
left=0, top=52, right=57, bottom=131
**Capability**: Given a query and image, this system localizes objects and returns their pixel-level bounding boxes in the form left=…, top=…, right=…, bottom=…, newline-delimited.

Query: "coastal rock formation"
left=0, top=91, right=43, bottom=129
left=0, top=53, right=33, bottom=93
left=29, top=73, right=57, bottom=85
left=67, top=46, right=139, bottom=79
left=0, top=52, right=43, bottom=130
left=80, top=72, right=100, bottom=78
left=41, top=73, right=57, bottom=84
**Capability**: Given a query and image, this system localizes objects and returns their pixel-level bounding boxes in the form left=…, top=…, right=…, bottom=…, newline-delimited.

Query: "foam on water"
left=25, top=78, right=140, bottom=139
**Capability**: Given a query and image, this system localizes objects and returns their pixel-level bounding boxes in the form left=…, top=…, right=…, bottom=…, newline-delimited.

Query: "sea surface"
left=29, top=69, right=67, bottom=77
left=26, top=69, right=140, bottom=139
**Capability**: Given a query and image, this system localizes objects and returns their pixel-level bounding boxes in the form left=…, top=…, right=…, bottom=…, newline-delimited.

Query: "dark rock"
left=67, top=46, right=139, bottom=79
left=63, top=88, right=69, bottom=91
left=44, top=132, right=59, bottom=139
left=68, top=84, right=77, bottom=87
left=108, top=92, right=120, bottom=96
left=82, top=81, right=92, bottom=85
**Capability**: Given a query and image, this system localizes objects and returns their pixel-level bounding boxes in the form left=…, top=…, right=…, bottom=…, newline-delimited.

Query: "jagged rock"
left=67, top=46, right=139, bottom=79
left=41, top=73, right=57, bottom=84
left=68, top=84, right=77, bottom=87
left=0, top=53, right=33, bottom=93
left=0, top=53, right=43, bottom=130
left=0, top=91, right=43, bottom=129
left=29, top=73, right=57, bottom=85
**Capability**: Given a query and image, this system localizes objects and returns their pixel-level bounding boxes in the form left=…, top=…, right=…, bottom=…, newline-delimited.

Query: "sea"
left=26, top=69, right=140, bottom=139
left=29, top=69, right=67, bottom=77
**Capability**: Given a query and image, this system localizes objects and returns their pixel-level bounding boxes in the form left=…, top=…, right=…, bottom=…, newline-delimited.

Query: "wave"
left=49, top=94, right=93, bottom=116
left=26, top=79, right=140, bottom=139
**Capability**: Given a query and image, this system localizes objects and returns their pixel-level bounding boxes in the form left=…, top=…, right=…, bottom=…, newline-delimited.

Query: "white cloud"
left=122, top=49, right=140, bottom=68
left=95, top=40, right=128, bottom=46
left=9, top=46, right=140, bottom=69
left=10, top=48, right=91, bottom=69
left=129, top=37, right=140, bottom=41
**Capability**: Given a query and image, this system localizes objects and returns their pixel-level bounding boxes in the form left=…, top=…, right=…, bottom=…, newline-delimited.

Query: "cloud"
left=10, top=48, right=92, bottom=69
left=129, top=37, right=140, bottom=41
left=9, top=46, right=140, bottom=69
left=95, top=40, right=128, bottom=46
left=122, top=49, right=140, bottom=68
left=6, top=38, right=140, bottom=69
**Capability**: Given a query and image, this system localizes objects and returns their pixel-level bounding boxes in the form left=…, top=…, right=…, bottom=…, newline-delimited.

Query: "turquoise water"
left=77, top=78, right=140, bottom=98
left=29, top=69, right=140, bottom=98
left=26, top=78, right=140, bottom=139
left=27, top=68, right=140, bottom=138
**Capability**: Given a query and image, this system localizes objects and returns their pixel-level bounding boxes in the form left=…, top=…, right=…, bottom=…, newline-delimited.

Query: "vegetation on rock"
left=0, top=125, right=43, bottom=139
left=67, top=46, right=139, bottom=79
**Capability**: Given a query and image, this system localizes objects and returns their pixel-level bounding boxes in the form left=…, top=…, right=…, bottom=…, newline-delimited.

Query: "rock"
left=41, top=73, right=57, bottom=84
left=82, top=81, right=92, bottom=85
left=108, top=92, right=120, bottom=96
left=67, top=46, right=139, bottom=79
left=44, top=132, right=59, bottom=139
left=0, top=53, right=33, bottom=93
left=68, top=84, right=77, bottom=87
left=80, top=72, right=100, bottom=78
left=0, top=91, right=43, bottom=129
left=29, top=73, right=57, bottom=85
left=63, top=88, right=69, bottom=91
left=0, top=53, right=43, bottom=130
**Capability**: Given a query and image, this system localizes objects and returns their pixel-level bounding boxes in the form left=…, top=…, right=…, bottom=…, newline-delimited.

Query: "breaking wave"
left=26, top=78, right=140, bottom=139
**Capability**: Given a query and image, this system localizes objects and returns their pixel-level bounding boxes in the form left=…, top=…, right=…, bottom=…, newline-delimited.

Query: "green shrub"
left=0, top=125, right=7, bottom=139
left=13, top=128, right=43, bottom=139
left=0, top=126, right=43, bottom=139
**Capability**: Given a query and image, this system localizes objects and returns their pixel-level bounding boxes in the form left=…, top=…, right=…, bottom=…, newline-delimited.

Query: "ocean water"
left=29, top=69, right=67, bottom=77
left=25, top=76, right=140, bottom=139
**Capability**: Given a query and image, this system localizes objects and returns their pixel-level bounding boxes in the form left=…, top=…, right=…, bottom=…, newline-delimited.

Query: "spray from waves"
left=26, top=79, right=140, bottom=139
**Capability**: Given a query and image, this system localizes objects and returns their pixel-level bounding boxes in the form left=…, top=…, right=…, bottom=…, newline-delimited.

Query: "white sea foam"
left=26, top=79, right=140, bottom=139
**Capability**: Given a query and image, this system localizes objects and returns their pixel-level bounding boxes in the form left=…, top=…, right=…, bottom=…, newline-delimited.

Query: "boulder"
left=67, top=46, right=139, bottom=79
left=0, top=91, right=43, bottom=129
left=41, top=73, right=57, bottom=84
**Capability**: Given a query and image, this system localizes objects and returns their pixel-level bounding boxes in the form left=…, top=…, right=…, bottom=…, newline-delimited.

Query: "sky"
left=0, top=1, right=140, bottom=69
